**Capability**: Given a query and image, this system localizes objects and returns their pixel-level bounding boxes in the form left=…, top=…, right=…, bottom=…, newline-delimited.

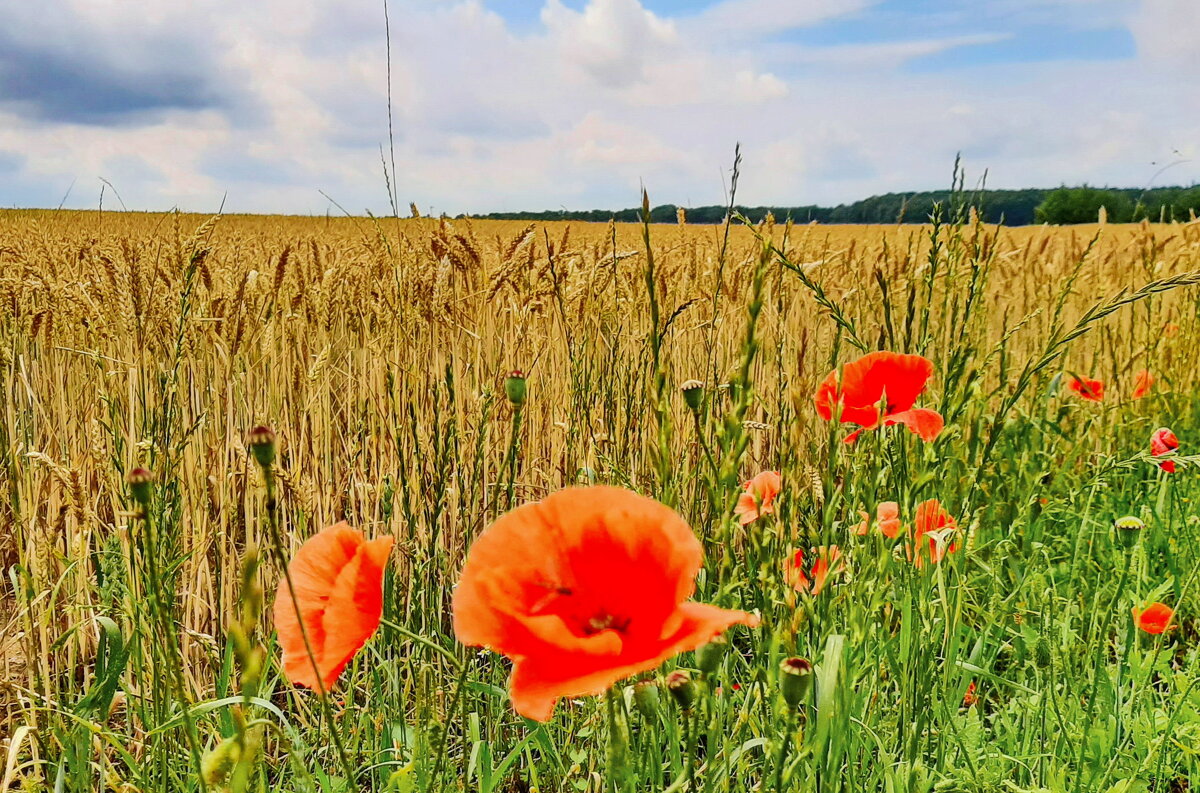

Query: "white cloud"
left=1129, top=0, right=1200, bottom=69
left=0, top=0, right=1196, bottom=214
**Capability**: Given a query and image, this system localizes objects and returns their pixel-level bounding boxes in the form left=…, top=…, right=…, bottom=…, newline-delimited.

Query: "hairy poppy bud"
left=126, top=467, right=154, bottom=506
left=680, top=379, right=704, bottom=413
left=504, top=370, right=527, bottom=406
left=200, top=734, right=239, bottom=786
left=665, top=670, right=696, bottom=712
left=780, top=657, right=813, bottom=709
left=632, top=679, right=660, bottom=719
left=1034, top=636, right=1052, bottom=669
left=695, top=636, right=727, bottom=675
left=1113, top=515, right=1145, bottom=550
left=248, top=425, right=276, bottom=468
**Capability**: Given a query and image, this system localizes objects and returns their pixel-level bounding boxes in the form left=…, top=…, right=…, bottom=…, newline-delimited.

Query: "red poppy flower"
left=814, top=351, right=944, bottom=443
left=785, top=546, right=844, bottom=596
left=852, top=501, right=903, bottom=538
left=1067, top=375, right=1104, bottom=402
left=1131, top=369, right=1154, bottom=400
left=1151, top=427, right=1179, bottom=473
left=1132, top=602, right=1174, bottom=634
left=273, top=522, right=394, bottom=691
left=962, top=680, right=978, bottom=707
left=452, top=486, right=759, bottom=722
left=734, top=471, right=781, bottom=525
left=912, top=499, right=959, bottom=566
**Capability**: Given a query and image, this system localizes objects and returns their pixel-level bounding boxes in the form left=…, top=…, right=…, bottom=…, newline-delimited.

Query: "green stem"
left=773, top=709, right=798, bottom=793
left=258, top=464, right=358, bottom=784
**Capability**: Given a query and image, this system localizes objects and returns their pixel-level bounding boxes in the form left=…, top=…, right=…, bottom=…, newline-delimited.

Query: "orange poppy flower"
left=1150, top=427, right=1180, bottom=473
left=734, top=471, right=781, bottom=525
left=1067, top=375, right=1104, bottom=402
left=912, top=499, right=959, bottom=566
left=962, top=680, right=978, bottom=707
left=785, top=546, right=844, bottom=596
left=1131, top=369, right=1154, bottom=400
left=852, top=501, right=903, bottom=538
left=814, top=351, right=944, bottom=443
left=1132, top=602, right=1174, bottom=634
left=273, top=522, right=394, bottom=691
left=452, top=486, right=759, bottom=722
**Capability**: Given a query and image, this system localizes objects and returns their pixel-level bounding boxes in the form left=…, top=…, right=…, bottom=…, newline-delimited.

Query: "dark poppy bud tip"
left=1113, top=515, right=1144, bottom=550
left=126, top=467, right=154, bottom=505
left=665, top=670, right=696, bottom=711
left=632, top=680, right=660, bottom=718
left=780, top=657, right=813, bottom=709
left=248, top=425, right=276, bottom=468
left=680, top=379, right=704, bottom=412
left=504, top=371, right=528, bottom=406
left=695, top=636, right=727, bottom=675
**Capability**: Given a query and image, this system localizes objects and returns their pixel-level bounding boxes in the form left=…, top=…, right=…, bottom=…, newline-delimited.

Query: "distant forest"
left=473, top=185, right=1200, bottom=226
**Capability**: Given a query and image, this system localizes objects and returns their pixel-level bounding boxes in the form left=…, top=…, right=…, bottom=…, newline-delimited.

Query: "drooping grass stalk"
left=249, top=430, right=357, bottom=785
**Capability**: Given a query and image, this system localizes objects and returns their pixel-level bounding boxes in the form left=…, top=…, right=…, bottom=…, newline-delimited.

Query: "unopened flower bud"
left=248, top=425, right=276, bottom=468
left=680, top=379, right=704, bottom=413
left=780, top=657, right=813, bottom=709
left=504, top=370, right=527, bottom=406
left=695, top=636, right=727, bottom=675
left=126, top=467, right=154, bottom=506
left=632, top=679, right=660, bottom=719
left=665, top=670, right=696, bottom=712
left=201, top=734, right=240, bottom=786
left=1113, top=515, right=1144, bottom=550
left=1034, top=636, right=1052, bottom=669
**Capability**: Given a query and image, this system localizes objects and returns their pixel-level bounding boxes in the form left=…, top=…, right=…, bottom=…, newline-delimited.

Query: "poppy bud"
left=201, top=737, right=237, bottom=786
left=665, top=670, right=696, bottom=712
left=780, top=657, right=813, bottom=710
left=1034, top=636, right=1052, bottom=669
left=632, top=679, right=660, bottom=719
left=695, top=636, right=727, bottom=675
left=504, top=370, right=527, bottom=406
left=1113, top=515, right=1145, bottom=550
left=126, top=467, right=154, bottom=506
left=680, top=379, right=704, bottom=413
left=247, top=425, right=276, bottom=468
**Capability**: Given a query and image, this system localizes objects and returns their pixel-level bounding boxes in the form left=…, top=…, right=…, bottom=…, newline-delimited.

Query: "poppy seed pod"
left=680, top=379, right=704, bottom=413
left=248, top=425, right=276, bottom=468
left=504, top=370, right=527, bottom=406
left=665, top=670, right=696, bottom=712
left=1113, top=515, right=1145, bottom=550
left=780, top=657, right=813, bottom=709
left=126, top=467, right=154, bottom=506
left=695, top=636, right=727, bottom=675
left=632, top=679, right=660, bottom=719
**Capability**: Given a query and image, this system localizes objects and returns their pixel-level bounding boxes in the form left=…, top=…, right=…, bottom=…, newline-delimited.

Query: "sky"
left=0, top=0, right=1197, bottom=215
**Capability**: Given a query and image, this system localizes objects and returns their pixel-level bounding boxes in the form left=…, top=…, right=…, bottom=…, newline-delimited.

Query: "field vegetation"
left=3, top=202, right=1200, bottom=792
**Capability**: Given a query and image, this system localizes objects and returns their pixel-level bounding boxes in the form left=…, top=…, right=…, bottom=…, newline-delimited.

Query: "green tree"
left=1035, top=187, right=1133, bottom=224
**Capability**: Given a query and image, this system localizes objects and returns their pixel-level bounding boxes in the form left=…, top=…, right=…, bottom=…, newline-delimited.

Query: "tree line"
left=472, top=185, right=1200, bottom=226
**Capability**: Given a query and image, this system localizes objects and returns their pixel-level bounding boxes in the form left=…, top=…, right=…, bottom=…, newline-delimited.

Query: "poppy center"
left=583, top=612, right=631, bottom=636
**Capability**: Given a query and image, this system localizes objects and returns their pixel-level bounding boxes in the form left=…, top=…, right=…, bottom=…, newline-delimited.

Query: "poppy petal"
left=1131, top=369, right=1153, bottom=400
left=453, top=487, right=702, bottom=658
left=883, top=408, right=944, bottom=442
left=507, top=602, right=756, bottom=721
left=274, top=523, right=393, bottom=691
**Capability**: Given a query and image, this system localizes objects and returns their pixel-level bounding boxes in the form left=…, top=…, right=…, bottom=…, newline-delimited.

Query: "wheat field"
left=3, top=206, right=1200, bottom=792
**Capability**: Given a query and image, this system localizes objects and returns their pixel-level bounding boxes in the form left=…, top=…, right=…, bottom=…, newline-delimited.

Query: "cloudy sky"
left=0, top=0, right=1196, bottom=215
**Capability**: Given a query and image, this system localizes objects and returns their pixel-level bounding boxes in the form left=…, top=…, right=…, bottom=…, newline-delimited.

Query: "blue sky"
left=0, top=0, right=1194, bottom=214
